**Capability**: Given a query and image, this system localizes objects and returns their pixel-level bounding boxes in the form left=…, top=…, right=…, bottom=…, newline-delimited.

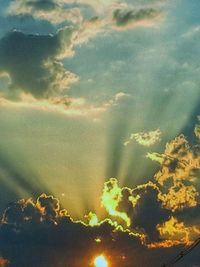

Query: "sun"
left=94, top=255, right=108, bottom=267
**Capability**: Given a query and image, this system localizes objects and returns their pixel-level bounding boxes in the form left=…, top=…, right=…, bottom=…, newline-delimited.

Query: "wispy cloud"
left=0, top=92, right=129, bottom=119
left=7, top=0, right=83, bottom=25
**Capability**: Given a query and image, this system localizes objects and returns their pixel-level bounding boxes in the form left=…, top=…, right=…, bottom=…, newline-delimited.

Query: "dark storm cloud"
left=113, top=7, right=161, bottom=28
left=0, top=194, right=144, bottom=267
left=128, top=184, right=170, bottom=241
left=102, top=178, right=170, bottom=242
left=0, top=192, right=199, bottom=267
left=0, top=27, right=78, bottom=98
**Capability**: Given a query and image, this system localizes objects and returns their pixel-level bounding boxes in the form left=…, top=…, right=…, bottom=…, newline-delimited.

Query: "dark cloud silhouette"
left=129, top=184, right=170, bottom=241
left=0, top=189, right=199, bottom=267
left=0, top=194, right=145, bottom=267
left=101, top=178, right=170, bottom=242
left=0, top=27, right=78, bottom=99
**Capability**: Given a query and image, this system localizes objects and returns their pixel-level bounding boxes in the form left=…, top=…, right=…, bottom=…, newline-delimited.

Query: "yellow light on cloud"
left=94, top=255, right=108, bottom=267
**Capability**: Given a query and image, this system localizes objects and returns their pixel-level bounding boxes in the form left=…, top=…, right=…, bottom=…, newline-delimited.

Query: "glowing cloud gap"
left=101, top=178, right=131, bottom=227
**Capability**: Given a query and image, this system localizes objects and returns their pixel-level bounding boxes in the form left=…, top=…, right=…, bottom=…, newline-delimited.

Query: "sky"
left=0, top=0, right=200, bottom=266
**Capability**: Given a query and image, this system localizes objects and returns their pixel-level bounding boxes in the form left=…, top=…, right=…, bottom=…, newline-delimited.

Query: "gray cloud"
left=0, top=27, right=79, bottom=99
left=112, top=7, right=161, bottom=29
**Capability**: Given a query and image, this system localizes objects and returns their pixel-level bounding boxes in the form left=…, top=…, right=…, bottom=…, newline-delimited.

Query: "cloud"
left=0, top=27, right=79, bottom=99
left=101, top=178, right=131, bottom=227
left=124, top=129, right=161, bottom=147
left=0, top=154, right=200, bottom=266
left=0, top=190, right=198, bottom=266
left=147, top=134, right=200, bottom=211
left=1, top=1, right=167, bottom=103
left=152, top=216, right=200, bottom=248
left=112, top=7, right=162, bottom=29
left=0, top=193, right=147, bottom=267
left=7, top=0, right=83, bottom=25
left=7, top=0, right=165, bottom=33
left=100, top=177, right=200, bottom=249
left=148, top=134, right=200, bottom=185
left=101, top=178, right=170, bottom=242
left=0, top=92, right=128, bottom=119
left=101, top=124, right=200, bottom=247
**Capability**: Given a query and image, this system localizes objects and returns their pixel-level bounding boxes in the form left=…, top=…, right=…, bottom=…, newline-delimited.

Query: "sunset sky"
left=0, top=0, right=200, bottom=266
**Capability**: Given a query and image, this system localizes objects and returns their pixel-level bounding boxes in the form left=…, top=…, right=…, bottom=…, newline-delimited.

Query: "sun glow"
left=94, top=255, right=108, bottom=267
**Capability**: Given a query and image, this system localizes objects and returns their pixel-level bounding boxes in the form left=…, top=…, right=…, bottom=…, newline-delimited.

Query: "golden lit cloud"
left=124, top=129, right=161, bottom=147
left=151, top=216, right=200, bottom=248
left=158, top=181, right=199, bottom=212
left=147, top=134, right=200, bottom=211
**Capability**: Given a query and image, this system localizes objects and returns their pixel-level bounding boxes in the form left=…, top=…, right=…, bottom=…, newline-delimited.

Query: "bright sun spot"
left=94, top=255, right=108, bottom=267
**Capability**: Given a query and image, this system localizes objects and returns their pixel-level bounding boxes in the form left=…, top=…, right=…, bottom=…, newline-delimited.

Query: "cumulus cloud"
left=101, top=178, right=171, bottom=242
left=147, top=134, right=200, bottom=212
left=0, top=27, right=80, bottom=99
left=156, top=216, right=200, bottom=247
left=100, top=124, right=200, bottom=247
left=148, top=134, right=200, bottom=184
left=1, top=1, right=166, bottom=103
left=124, top=129, right=161, bottom=147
